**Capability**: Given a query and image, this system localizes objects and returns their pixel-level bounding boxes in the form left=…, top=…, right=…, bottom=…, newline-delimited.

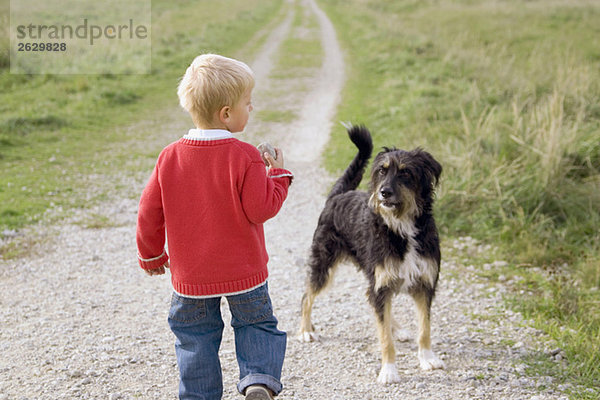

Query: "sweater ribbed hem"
left=172, top=270, right=269, bottom=297
left=174, top=281, right=267, bottom=299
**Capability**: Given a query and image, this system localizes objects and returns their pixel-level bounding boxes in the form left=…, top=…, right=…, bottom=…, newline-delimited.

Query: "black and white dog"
left=299, top=125, right=445, bottom=383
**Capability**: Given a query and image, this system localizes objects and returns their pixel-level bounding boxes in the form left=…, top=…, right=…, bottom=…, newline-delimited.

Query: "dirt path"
left=0, top=0, right=569, bottom=399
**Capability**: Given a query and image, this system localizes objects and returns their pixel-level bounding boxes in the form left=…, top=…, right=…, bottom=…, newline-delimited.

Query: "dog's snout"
left=380, top=187, right=393, bottom=199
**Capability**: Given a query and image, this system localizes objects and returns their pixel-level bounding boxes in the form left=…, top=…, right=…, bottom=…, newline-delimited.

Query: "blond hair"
left=177, top=54, right=254, bottom=127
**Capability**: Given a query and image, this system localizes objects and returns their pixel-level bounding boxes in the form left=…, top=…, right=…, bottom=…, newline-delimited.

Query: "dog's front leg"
left=412, top=291, right=445, bottom=371
left=375, top=295, right=400, bottom=384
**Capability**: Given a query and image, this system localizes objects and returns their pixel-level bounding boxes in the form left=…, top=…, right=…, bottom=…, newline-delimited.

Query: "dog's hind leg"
left=370, top=289, right=400, bottom=384
left=299, top=289, right=319, bottom=342
left=411, top=290, right=445, bottom=370
left=298, top=242, right=341, bottom=342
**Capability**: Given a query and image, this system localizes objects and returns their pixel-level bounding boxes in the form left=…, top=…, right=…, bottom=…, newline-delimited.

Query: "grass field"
left=318, top=0, right=599, bottom=397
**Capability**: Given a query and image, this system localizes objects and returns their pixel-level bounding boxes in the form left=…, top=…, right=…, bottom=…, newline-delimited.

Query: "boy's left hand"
left=264, top=148, right=285, bottom=170
left=145, top=261, right=169, bottom=276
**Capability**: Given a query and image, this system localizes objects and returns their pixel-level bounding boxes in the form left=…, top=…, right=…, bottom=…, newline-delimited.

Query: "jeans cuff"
left=237, top=373, right=283, bottom=396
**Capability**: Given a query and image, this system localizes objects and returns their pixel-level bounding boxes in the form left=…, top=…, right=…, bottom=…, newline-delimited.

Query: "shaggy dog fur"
left=298, top=125, right=445, bottom=383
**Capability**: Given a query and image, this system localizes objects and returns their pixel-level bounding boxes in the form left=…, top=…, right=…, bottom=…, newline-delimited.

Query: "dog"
left=298, top=125, right=445, bottom=383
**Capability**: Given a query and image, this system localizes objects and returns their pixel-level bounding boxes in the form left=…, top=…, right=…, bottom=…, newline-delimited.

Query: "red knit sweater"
left=136, top=136, right=293, bottom=297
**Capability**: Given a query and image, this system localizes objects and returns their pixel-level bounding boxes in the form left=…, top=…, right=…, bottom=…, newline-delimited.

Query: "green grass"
left=256, top=109, right=297, bottom=123
left=318, top=0, right=599, bottom=396
left=0, top=0, right=284, bottom=235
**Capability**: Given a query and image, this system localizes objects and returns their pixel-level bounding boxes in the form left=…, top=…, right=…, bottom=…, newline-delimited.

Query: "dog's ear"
left=414, top=148, right=442, bottom=187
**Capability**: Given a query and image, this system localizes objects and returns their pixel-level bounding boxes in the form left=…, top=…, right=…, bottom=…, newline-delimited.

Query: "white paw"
left=377, top=363, right=401, bottom=384
left=418, top=349, right=445, bottom=371
left=394, top=328, right=412, bottom=342
left=297, top=330, right=319, bottom=342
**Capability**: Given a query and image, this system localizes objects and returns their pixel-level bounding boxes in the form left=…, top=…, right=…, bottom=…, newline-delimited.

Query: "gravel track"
left=1, top=0, right=570, bottom=399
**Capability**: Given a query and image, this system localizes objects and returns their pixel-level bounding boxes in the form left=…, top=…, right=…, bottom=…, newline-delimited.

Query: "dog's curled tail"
left=328, top=124, right=373, bottom=199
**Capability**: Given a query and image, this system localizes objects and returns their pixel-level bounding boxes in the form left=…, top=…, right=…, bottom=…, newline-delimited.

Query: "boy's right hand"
left=264, top=148, right=285, bottom=170
left=145, top=261, right=169, bottom=276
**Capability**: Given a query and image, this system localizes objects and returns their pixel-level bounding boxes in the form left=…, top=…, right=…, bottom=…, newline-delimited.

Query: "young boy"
left=136, top=54, right=293, bottom=400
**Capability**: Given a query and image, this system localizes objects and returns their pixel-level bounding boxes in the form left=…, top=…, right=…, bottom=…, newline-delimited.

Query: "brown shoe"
left=245, top=385, right=273, bottom=400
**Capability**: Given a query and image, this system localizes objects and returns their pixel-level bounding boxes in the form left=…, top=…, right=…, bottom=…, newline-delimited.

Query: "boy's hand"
left=264, top=148, right=285, bottom=170
left=145, top=261, right=169, bottom=276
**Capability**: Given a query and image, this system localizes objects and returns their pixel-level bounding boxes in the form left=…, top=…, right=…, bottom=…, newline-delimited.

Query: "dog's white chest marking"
left=379, top=206, right=417, bottom=239
left=374, top=213, right=437, bottom=292
left=374, top=249, right=436, bottom=292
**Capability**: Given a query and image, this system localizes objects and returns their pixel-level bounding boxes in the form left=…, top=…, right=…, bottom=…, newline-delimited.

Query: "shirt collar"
left=183, top=129, right=233, bottom=141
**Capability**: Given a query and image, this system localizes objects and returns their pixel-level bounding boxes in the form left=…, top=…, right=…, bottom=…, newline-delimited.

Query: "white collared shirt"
left=183, top=129, right=233, bottom=141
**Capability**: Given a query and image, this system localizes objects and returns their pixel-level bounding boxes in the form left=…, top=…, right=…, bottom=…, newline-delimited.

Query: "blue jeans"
left=168, top=283, right=286, bottom=400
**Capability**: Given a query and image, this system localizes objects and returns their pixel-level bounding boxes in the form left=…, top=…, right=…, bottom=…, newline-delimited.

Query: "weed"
left=78, top=213, right=121, bottom=230
left=1, top=115, right=68, bottom=135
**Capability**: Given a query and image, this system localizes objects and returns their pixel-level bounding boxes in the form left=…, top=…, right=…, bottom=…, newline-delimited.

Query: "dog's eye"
left=378, top=167, right=386, bottom=175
